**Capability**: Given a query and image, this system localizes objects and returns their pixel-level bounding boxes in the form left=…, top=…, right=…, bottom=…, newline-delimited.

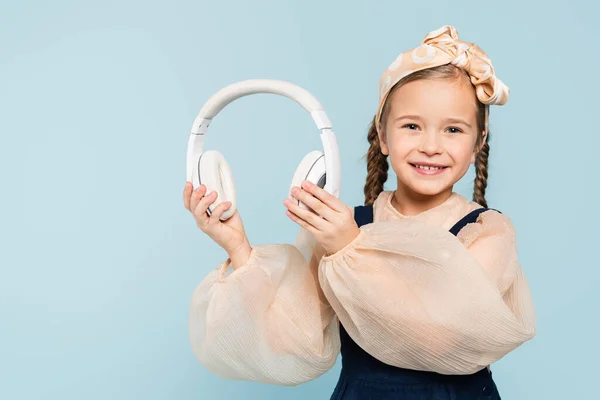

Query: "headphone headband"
left=191, top=79, right=332, bottom=135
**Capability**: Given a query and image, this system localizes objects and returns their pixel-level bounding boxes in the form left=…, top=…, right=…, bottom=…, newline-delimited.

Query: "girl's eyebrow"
left=444, top=117, right=472, bottom=128
left=393, top=115, right=473, bottom=129
left=392, top=114, right=422, bottom=122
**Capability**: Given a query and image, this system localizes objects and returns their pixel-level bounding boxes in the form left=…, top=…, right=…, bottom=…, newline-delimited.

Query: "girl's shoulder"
left=456, top=198, right=518, bottom=247
left=369, top=190, right=515, bottom=235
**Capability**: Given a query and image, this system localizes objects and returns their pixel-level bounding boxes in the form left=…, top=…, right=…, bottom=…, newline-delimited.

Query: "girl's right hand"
left=183, top=182, right=250, bottom=259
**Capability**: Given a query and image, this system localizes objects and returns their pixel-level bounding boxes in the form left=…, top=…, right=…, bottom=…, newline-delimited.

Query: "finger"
left=190, top=184, right=208, bottom=212
left=286, top=209, right=318, bottom=235
left=183, top=181, right=193, bottom=211
left=210, top=200, right=232, bottom=222
left=300, top=180, right=346, bottom=213
left=284, top=197, right=327, bottom=231
left=290, top=186, right=336, bottom=222
left=193, top=190, right=217, bottom=226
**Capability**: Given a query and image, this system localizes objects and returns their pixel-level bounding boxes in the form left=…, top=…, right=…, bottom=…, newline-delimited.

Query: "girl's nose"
left=418, top=131, right=442, bottom=155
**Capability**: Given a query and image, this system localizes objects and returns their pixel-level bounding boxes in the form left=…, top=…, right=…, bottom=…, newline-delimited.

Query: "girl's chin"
left=402, top=180, right=452, bottom=197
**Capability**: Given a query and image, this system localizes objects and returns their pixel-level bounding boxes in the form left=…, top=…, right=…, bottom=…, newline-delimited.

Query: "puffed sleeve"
left=188, top=227, right=340, bottom=385
left=318, top=210, right=536, bottom=375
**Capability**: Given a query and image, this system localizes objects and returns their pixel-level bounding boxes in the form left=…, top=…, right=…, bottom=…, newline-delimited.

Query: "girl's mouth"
left=410, top=163, right=448, bottom=175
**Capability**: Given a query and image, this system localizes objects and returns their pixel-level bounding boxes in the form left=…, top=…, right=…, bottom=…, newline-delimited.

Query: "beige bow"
left=376, top=25, right=509, bottom=133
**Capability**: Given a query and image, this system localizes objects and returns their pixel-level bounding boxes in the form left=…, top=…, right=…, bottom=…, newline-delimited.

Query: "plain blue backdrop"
left=1, top=0, right=598, bottom=399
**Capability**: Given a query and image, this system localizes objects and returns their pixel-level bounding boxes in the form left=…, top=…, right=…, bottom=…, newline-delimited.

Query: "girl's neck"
left=391, top=184, right=454, bottom=217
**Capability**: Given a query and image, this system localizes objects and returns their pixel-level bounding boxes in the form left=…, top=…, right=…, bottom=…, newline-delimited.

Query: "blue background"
left=1, top=0, right=598, bottom=398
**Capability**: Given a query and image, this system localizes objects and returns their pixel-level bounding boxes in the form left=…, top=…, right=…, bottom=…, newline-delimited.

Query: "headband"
left=375, top=25, right=509, bottom=134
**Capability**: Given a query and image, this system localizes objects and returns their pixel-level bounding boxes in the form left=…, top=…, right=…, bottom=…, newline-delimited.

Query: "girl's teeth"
left=416, top=165, right=441, bottom=170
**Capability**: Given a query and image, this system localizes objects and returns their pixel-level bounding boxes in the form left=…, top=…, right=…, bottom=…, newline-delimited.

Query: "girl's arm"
left=188, top=227, right=340, bottom=385
left=318, top=210, right=536, bottom=374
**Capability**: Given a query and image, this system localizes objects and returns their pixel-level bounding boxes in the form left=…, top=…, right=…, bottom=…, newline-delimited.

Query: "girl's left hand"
left=283, top=180, right=360, bottom=255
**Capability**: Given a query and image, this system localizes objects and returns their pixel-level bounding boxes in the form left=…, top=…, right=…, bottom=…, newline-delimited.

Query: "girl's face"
left=380, top=77, right=483, bottom=201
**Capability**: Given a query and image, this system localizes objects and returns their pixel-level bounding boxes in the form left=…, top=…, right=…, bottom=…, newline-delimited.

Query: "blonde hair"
left=362, top=64, right=490, bottom=207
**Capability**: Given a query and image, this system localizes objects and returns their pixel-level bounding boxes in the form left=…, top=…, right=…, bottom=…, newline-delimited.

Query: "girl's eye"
left=446, top=127, right=463, bottom=134
left=403, top=123, right=419, bottom=130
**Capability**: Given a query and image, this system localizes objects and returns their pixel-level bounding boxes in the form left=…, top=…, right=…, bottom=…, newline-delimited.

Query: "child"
left=183, top=25, right=536, bottom=399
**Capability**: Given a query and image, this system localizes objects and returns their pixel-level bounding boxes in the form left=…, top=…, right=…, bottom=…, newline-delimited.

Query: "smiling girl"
left=183, top=25, right=536, bottom=400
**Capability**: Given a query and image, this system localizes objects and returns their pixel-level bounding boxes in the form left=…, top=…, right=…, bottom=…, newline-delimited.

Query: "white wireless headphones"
left=187, top=79, right=342, bottom=221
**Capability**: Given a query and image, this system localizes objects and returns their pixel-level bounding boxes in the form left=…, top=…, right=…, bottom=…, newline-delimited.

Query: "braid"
left=473, top=130, right=490, bottom=207
left=362, top=116, right=389, bottom=206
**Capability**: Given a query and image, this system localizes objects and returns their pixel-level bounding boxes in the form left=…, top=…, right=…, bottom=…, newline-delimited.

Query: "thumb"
left=209, top=201, right=233, bottom=222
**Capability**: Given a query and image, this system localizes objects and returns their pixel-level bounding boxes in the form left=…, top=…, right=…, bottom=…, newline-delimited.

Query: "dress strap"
left=352, top=204, right=501, bottom=235
left=353, top=205, right=374, bottom=228
left=448, top=207, right=501, bottom=236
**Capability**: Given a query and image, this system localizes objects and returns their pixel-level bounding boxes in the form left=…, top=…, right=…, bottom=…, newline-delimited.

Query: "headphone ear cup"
left=198, top=150, right=237, bottom=221
left=289, top=150, right=326, bottom=211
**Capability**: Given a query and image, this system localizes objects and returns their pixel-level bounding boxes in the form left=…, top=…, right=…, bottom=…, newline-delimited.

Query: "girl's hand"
left=283, top=180, right=360, bottom=255
left=183, top=182, right=250, bottom=257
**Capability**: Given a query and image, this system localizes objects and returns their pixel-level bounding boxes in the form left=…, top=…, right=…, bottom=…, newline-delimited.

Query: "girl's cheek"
left=391, top=134, right=417, bottom=151
left=446, top=141, right=475, bottom=162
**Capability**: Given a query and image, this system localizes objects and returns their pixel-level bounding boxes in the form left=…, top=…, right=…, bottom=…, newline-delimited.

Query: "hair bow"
left=376, top=25, right=509, bottom=133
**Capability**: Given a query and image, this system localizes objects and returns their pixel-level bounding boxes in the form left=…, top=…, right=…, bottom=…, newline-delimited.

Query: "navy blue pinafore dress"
left=330, top=205, right=502, bottom=400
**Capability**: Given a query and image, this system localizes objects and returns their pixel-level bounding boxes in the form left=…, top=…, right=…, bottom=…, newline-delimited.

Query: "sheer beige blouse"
left=188, top=190, right=536, bottom=385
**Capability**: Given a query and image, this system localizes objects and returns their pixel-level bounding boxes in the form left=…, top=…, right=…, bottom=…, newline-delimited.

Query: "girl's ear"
left=471, top=130, right=487, bottom=164
left=378, top=124, right=389, bottom=156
